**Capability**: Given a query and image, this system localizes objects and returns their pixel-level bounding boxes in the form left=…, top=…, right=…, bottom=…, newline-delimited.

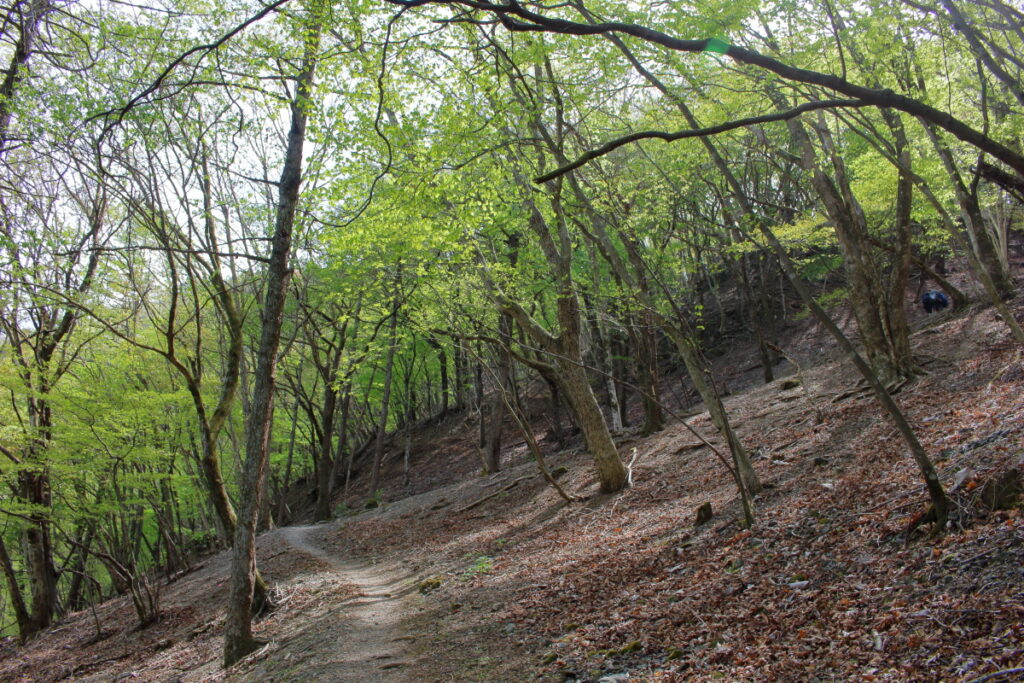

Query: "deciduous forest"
left=0, top=0, right=1022, bottom=680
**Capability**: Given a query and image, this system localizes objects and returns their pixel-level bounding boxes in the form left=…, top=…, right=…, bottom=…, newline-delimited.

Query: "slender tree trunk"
left=756, top=226, right=950, bottom=527
left=402, top=401, right=413, bottom=488
left=314, top=384, right=338, bottom=521
left=612, top=230, right=763, bottom=497
left=735, top=251, right=776, bottom=383
left=927, top=128, right=1016, bottom=299
left=64, top=524, right=95, bottom=612
left=614, top=332, right=630, bottom=429
left=492, top=185, right=628, bottom=492
left=195, top=422, right=237, bottom=542
left=453, top=340, right=466, bottom=412
left=482, top=313, right=513, bottom=473
left=328, top=383, right=352, bottom=497
left=223, top=21, right=320, bottom=666
left=585, top=294, right=623, bottom=433
left=369, top=292, right=400, bottom=497
left=660, top=324, right=762, bottom=495
left=428, top=336, right=449, bottom=415
left=474, top=345, right=484, bottom=415
left=631, top=312, right=664, bottom=433
left=884, top=112, right=916, bottom=373
left=0, top=534, right=32, bottom=641
left=554, top=353, right=627, bottom=492
left=276, top=396, right=301, bottom=524
left=545, top=376, right=565, bottom=449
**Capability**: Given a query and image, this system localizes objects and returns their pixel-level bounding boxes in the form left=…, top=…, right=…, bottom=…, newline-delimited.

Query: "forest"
left=0, top=0, right=1022, bottom=680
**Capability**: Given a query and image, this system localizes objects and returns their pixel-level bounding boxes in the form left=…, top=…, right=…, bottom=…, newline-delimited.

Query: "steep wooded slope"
left=0, top=297, right=1021, bottom=682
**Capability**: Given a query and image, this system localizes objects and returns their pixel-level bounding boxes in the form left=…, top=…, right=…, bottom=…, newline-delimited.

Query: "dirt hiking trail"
left=235, top=524, right=427, bottom=682
left=1, top=301, right=1022, bottom=682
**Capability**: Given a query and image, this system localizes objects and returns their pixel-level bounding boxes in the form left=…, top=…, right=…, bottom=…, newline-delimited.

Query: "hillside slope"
left=1, top=300, right=1022, bottom=682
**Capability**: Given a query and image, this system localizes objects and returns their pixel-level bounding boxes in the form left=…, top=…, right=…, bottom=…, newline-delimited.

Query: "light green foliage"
left=462, top=555, right=494, bottom=579
left=815, top=287, right=851, bottom=312
left=0, top=0, right=1018, bottom=638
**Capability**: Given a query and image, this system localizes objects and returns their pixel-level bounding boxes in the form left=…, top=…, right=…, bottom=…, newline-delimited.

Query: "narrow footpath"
left=233, top=525, right=427, bottom=682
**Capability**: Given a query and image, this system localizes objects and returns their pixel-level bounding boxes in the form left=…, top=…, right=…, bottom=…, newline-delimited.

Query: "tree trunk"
left=0, top=534, right=32, bottom=641
left=64, top=523, right=95, bottom=612
left=491, top=181, right=628, bottom=493
left=329, top=384, right=352, bottom=487
left=884, top=111, right=916, bottom=373
left=482, top=313, right=514, bottom=474
left=481, top=382, right=506, bottom=473
left=223, top=21, right=319, bottom=666
left=928, top=129, right=1015, bottom=299
left=544, top=376, right=565, bottom=449
left=195, top=422, right=238, bottom=542
left=735, top=251, right=776, bottom=383
left=555, top=355, right=628, bottom=493
left=631, top=312, right=664, bottom=433
left=369, top=292, right=400, bottom=497
left=785, top=114, right=915, bottom=386
left=314, top=378, right=339, bottom=521
left=661, top=325, right=762, bottom=495
left=402, top=402, right=414, bottom=488
left=453, top=339, right=466, bottom=412
left=756, top=224, right=950, bottom=527
left=276, top=396, right=301, bottom=525
left=585, top=294, right=623, bottom=433
left=20, top=467, right=58, bottom=636
left=428, top=336, right=449, bottom=415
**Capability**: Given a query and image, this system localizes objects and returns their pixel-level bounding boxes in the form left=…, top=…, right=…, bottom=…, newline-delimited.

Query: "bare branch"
left=534, top=98, right=871, bottom=183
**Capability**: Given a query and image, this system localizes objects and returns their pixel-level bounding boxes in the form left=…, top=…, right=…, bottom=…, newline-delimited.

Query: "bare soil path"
left=4, top=296, right=1021, bottom=682
left=231, top=524, right=428, bottom=682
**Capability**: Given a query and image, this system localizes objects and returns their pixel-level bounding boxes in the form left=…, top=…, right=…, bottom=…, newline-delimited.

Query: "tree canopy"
left=0, top=0, right=1020, bottom=659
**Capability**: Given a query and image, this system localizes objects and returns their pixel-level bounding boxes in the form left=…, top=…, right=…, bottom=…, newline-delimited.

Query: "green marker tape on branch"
left=703, top=37, right=730, bottom=54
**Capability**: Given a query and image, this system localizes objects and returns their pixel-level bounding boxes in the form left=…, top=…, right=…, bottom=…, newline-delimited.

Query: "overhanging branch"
left=534, top=98, right=870, bottom=183
left=387, top=0, right=1024, bottom=180
left=91, top=0, right=295, bottom=130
